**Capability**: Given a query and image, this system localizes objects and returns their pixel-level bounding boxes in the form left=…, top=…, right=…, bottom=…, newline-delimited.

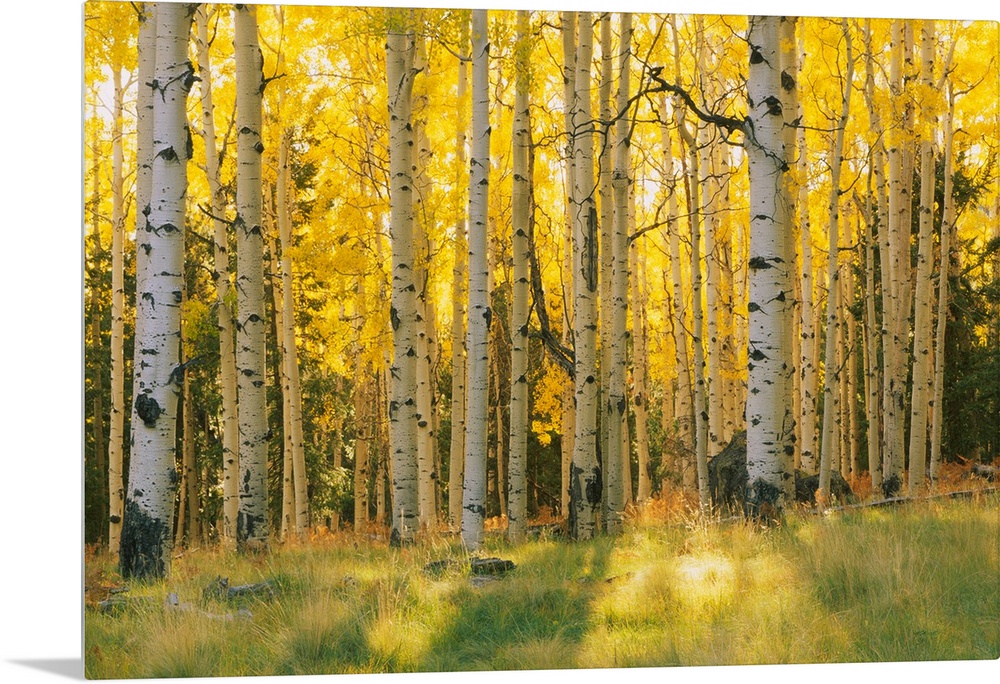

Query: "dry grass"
left=84, top=490, right=999, bottom=679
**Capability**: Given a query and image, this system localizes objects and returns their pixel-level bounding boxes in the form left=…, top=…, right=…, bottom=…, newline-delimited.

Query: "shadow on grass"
left=418, top=536, right=616, bottom=671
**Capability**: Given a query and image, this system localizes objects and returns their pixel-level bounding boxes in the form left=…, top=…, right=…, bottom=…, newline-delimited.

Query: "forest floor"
left=84, top=487, right=999, bottom=679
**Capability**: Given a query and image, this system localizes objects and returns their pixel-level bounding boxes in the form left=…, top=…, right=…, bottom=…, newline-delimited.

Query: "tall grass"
left=84, top=495, right=999, bottom=678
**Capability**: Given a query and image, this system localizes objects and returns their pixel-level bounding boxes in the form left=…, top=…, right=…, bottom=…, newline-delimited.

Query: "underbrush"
left=84, top=493, right=999, bottom=678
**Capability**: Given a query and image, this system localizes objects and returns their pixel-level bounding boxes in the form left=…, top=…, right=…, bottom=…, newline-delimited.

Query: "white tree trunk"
left=882, top=20, right=910, bottom=490
left=108, top=42, right=126, bottom=559
left=448, top=16, right=469, bottom=530
left=386, top=10, right=420, bottom=545
left=779, top=16, right=801, bottom=472
left=907, top=20, right=937, bottom=495
left=120, top=3, right=192, bottom=578
left=598, top=17, right=614, bottom=514
left=119, top=2, right=155, bottom=559
left=275, top=130, right=310, bottom=534
left=559, top=11, right=577, bottom=521
left=605, top=12, right=632, bottom=533
left=818, top=21, right=854, bottom=502
left=234, top=4, right=269, bottom=550
left=930, top=86, right=956, bottom=483
left=194, top=5, right=239, bottom=543
left=569, top=11, right=601, bottom=540
left=744, top=15, right=792, bottom=520
left=461, top=9, right=491, bottom=550
left=630, top=226, right=652, bottom=502
left=507, top=9, right=531, bottom=542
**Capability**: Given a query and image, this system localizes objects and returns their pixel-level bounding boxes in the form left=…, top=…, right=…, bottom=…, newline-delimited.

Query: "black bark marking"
left=585, top=466, right=602, bottom=506
left=135, top=393, right=161, bottom=427
left=781, top=70, right=795, bottom=92
left=119, top=498, right=170, bottom=580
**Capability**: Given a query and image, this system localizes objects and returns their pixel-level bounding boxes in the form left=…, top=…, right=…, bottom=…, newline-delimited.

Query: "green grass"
left=84, top=495, right=1000, bottom=678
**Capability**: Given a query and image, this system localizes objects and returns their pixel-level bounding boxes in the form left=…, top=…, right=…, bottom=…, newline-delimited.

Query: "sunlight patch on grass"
left=671, top=552, right=736, bottom=617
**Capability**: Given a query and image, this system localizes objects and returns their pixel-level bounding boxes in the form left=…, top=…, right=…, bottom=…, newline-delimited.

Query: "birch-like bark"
left=268, top=224, right=294, bottom=540
left=744, top=15, right=792, bottom=520
left=448, top=14, right=469, bottom=530
left=793, top=26, right=818, bottom=476
left=779, top=16, right=801, bottom=471
left=412, top=36, right=438, bottom=531
left=178, top=281, right=200, bottom=546
left=695, top=20, right=725, bottom=461
left=276, top=129, right=310, bottom=534
left=930, top=86, right=956, bottom=483
left=195, top=6, right=239, bottom=542
left=234, top=4, right=269, bottom=550
left=120, top=3, right=192, bottom=578
left=864, top=19, right=889, bottom=494
left=387, top=10, right=420, bottom=545
left=569, top=11, right=601, bottom=540
left=845, top=244, right=860, bottom=478
left=598, top=14, right=614, bottom=480
left=108, top=52, right=126, bottom=558
left=559, top=11, right=577, bottom=520
left=461, top=9, right=491, bottom=550
left=862, top=178, right=883, bottom=490
left=661, top=85, right=694, bottom=492
left=907, top=20, right=937, bottom=494
left=883, top=20, right=908, bottom=488
left=818, top=20, right=853, bottom=503
left=354, top=369, right=371, bottom=534
left=507, top=9, right=531, bottom=541
left=118, top=1, right=156, bottom=558
left=669, top=17, right=709, bottom=509
left=630, top=221, right=652, bottom=502
left=605, top=11, right=632, bottom=533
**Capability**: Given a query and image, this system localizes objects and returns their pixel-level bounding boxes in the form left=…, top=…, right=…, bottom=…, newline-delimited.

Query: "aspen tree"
left=599, top=17, right=614, bottom=499
left=569, top=11, right=601, bottom=540
left=275, top=128, right=310, bottom=535
left=793, top=24, right=818, bottom=476
left=605, top=11, right=632, bottom=533
left=461, top=8, right=491, bottom=550
left=696, top=19, right=725, bottom=461
left=660, top=87, right=694, bottom=493
left=107, top=39, right=126, bottom=558
left=779, top=16, right=801, bottom=471
left=745, top=14, right=793, bottom=520
left=234, top=4, right=269, bottom=550
left=930, top=83, right=957, bottom=483
left=818, top=20, right=853, bottom=503
left=883, top=20, right=910, bottom=489
left=354, top=371, right=371, bottom=534
left=448, top=15, right=470, bottom=531
left=268, top=222, right=294, bottom=540
left=863, top=19, right=890, bottom=494
left=120, top=3, right=194, bottom=578
left=194, top=5, right=239, bottom=542
left=846, top=241, right=860, bottom=478
left=118, top=2, right=156, bottom=558
left=559, top=11, right=577, bottom=520
left=507, top=9, right=531, bottom=541
left=861, top=178, right=883, bottom=489
left=630, top=218, right=652, bottom=502
left=669, top=16, right=707, bottom=506
left=386, top=9, right=420, bottom=545
left=177, top=281, right=200, bottom=546
left=412, top=35, right=438, bottom=531
left=906, top=20, right=938, bottom=494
